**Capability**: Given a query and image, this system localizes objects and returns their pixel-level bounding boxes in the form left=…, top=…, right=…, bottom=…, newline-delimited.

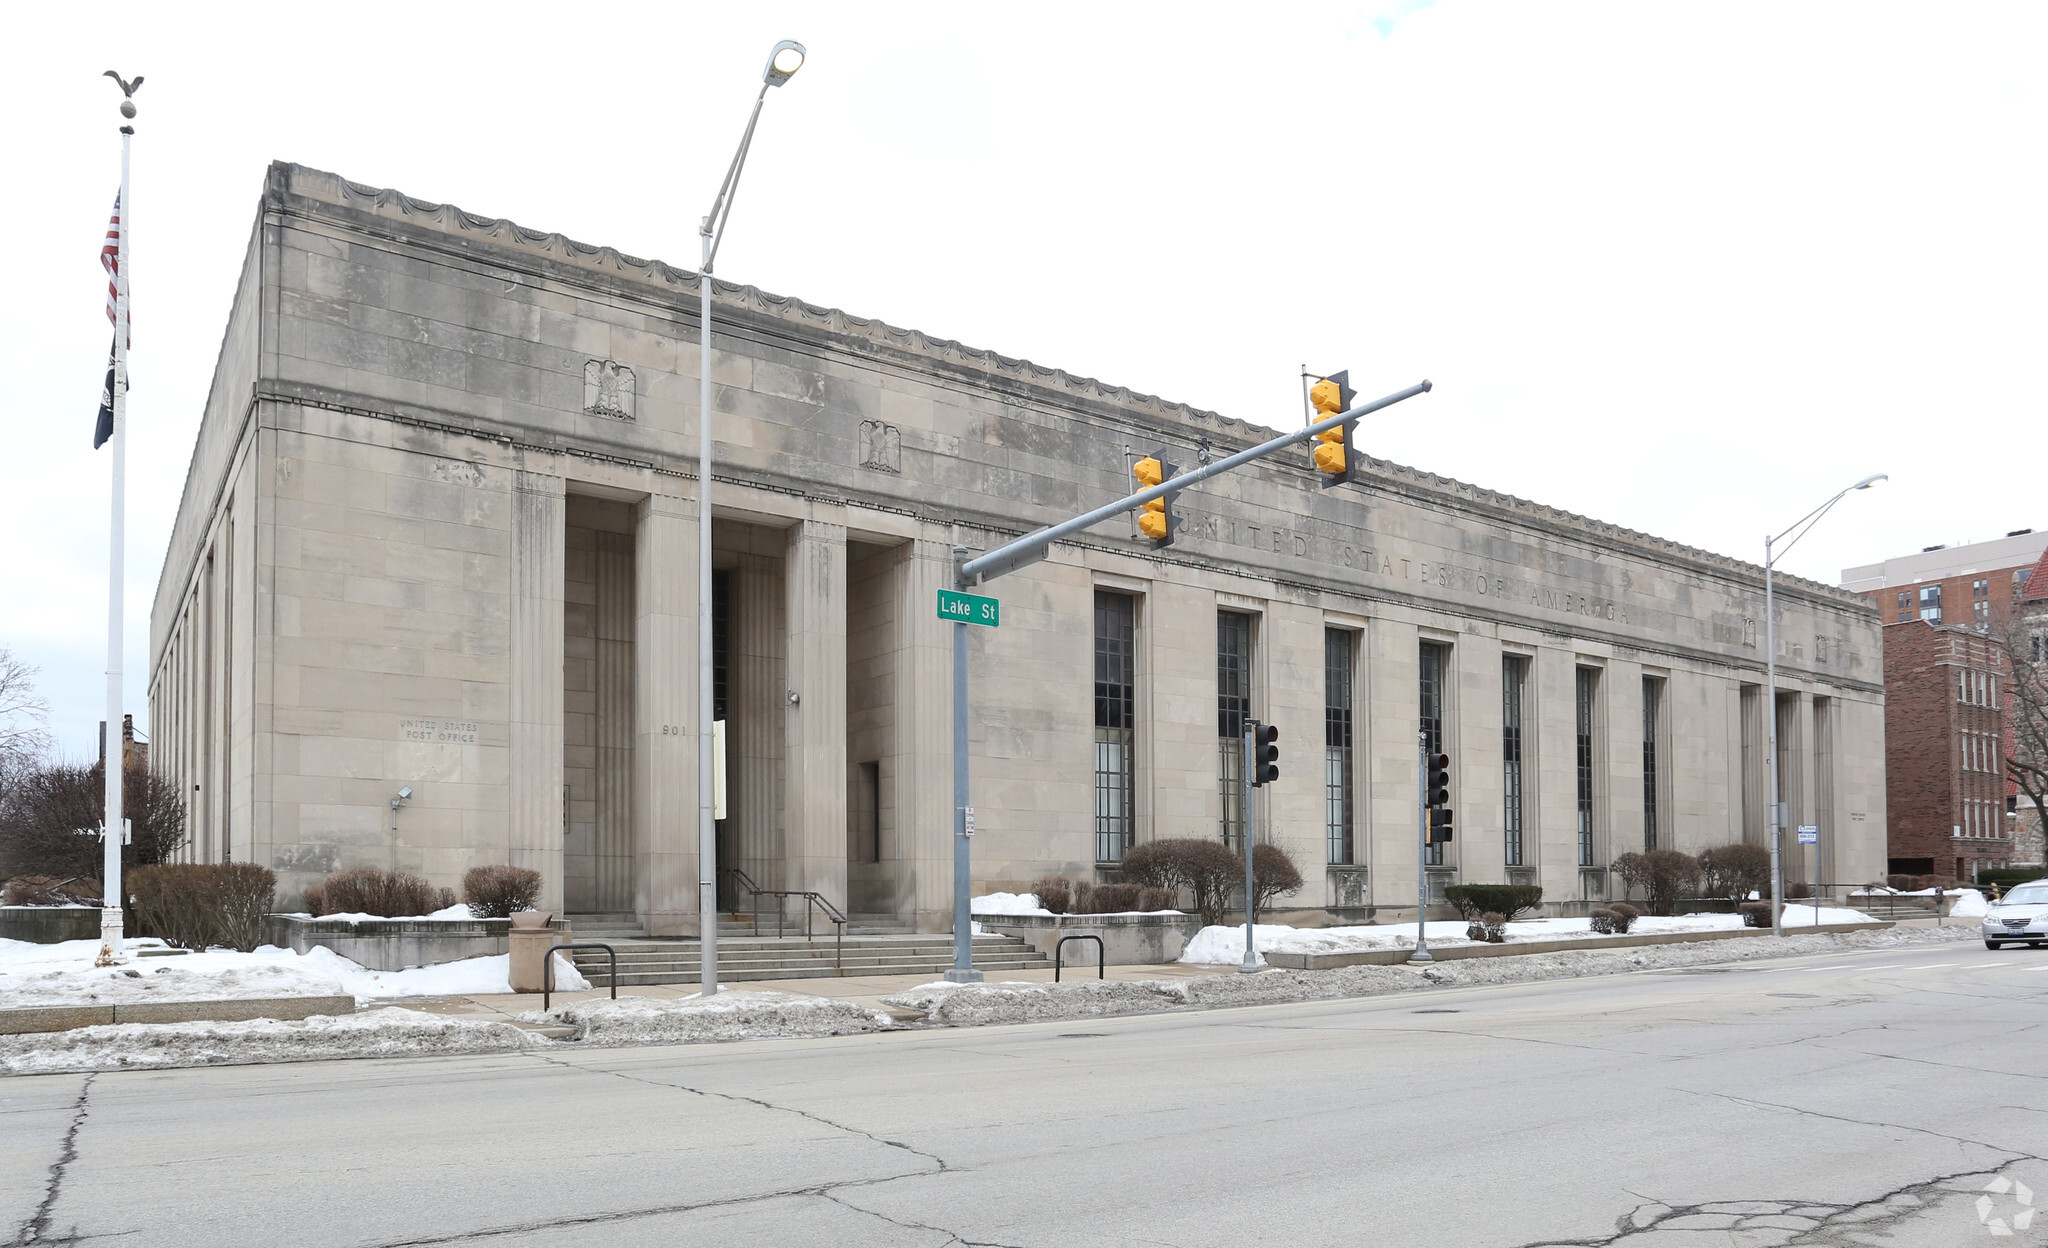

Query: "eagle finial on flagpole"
left=103, top=70, right=142, bottom=119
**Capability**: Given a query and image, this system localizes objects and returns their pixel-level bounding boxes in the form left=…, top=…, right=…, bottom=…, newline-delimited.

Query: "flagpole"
left=97, top=81, right=135, bottom=967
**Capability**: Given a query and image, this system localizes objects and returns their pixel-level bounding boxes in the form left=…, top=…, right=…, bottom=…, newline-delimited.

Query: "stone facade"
left=148, top=163, right=1889, bottom=932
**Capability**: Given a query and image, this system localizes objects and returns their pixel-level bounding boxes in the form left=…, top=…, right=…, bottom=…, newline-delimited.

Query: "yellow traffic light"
left=1314, top=426, right=1348, bottom=475
left=1310, top=378, right=1344, bottom=415
left=1131, top=453, right=1180, bottom=547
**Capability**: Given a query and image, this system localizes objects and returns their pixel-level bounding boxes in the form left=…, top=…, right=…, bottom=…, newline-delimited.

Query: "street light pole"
left=1762, top=472, right=1886, bottom=937
left=694, top=39, right=805, bottom=997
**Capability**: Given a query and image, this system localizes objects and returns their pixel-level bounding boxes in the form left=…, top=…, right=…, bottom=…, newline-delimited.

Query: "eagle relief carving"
left=859, top=420, right=901, bottom=473
left=583, top=360, right=635, bottom=420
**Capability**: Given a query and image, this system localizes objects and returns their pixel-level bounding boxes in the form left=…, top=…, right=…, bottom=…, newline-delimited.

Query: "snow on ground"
left=278, top=903, right=481, bottom=922
left=0, top=938, right=587, bottom=1007
left=1178, top=909, right=1881, bottom=965
left=0, top=1007, right=540, bottom=1076
left=888, top=924, right=1981, bottom=1026
left=534, top=990, right=893, bottom=1045
left=1947, top=891, right=1990, bottom=917
left=970, top=892, right=1050, bottom=916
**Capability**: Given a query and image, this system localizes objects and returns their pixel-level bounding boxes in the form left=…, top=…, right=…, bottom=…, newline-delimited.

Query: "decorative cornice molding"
left=264, top=161, right=1868, bottom=612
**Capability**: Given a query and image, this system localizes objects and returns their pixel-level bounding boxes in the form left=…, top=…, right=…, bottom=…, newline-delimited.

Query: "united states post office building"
left=148, top=163, right=1888, bottom=932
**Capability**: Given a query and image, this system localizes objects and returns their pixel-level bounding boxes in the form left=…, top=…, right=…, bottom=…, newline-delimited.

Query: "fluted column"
left=898, top=539, right=955, bottom=927
left=508, top=471, right=566, bottom=910
left=785, top=517, right=848, bottom=911
left=634, top=490, right=698, bottom=934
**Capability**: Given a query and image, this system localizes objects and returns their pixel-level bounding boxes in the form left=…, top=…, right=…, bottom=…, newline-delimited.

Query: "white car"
left=1984, top=881, right=2048, bottom=949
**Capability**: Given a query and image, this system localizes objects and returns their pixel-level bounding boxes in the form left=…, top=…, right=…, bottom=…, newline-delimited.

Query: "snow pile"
left=284, top=903, right=480, bottom=922
left=970, top=892, right=1051, bottom=916
left=1177, top=909, right=1884, bottom=964
left=885, top=979, right=1184, bottom=1025
left=1947, top=890, right=1991, bottom=918
left=0, top=1007, right=539, bottom=1076
left=0, top=938, right=586, bottom=1006
left=539, top=990, right=891, bottom=1045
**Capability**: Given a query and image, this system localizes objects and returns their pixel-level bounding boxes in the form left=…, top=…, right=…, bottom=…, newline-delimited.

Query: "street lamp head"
left=1852, top=473, right=1887, bottom=490
left=764, top=40, right=806, bottom=86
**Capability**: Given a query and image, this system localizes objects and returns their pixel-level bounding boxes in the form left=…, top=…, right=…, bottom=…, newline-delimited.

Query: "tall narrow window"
left=1502, top=655, right=1526, bottom=866
left=1094, top=592, right=1136, bottom=863
left=1420, top=641, right=1448, bottom=867
left=1218, top=611, right=1253, bottom=849
left=1641, top=676, right=1661, bottom=852
left=1576, top=667, right=1597, bottom=866
left=1325, top=629, right=1355, bottom=865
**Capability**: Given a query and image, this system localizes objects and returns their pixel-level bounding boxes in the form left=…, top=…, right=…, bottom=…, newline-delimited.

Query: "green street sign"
left=937, top=589, right=1000, bottom=627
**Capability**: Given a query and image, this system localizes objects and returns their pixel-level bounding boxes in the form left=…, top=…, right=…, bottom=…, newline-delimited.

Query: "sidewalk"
left=383, top=960, right=1235, bottom=1023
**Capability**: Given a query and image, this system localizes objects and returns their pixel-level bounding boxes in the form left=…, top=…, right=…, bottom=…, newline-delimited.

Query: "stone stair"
left=567, top=932, right=1052, bottom=986
left=562, top=912, right=648, bottom=941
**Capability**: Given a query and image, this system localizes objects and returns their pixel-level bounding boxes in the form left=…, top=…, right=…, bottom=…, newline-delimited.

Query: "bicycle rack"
left=1055, top=934, right=1104, bottom=982
left=544, top=942, right=618, bottom=1012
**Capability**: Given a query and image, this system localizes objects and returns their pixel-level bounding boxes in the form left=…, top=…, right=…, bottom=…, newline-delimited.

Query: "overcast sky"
left=3, top=1, right=2043, bottom=759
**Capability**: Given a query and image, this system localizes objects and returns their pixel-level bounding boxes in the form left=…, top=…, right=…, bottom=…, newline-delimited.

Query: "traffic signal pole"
left=1412, top=728, right=1434, bottom=964
left=939, top=379, right=1432, bottom=982
left=1241, top=721, right=1258, bottom=974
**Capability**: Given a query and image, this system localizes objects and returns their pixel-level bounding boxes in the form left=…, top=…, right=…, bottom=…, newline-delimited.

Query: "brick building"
left=2007, top=547, right=2048, bottom=868
left=1846, top=531, right=2043, bottom=879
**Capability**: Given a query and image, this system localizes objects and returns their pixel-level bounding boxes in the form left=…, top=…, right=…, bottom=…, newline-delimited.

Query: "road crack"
left=12, top=1074, right=94, bottom=1246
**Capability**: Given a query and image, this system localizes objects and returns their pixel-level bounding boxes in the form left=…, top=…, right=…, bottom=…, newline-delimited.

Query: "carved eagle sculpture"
left=104, top=71, right=144, bottom=97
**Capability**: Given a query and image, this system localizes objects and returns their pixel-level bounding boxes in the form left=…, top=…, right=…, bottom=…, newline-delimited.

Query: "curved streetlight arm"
left=700, top=83, right=773, bottom=273
left=1766, top=473, right=1888, bottom=567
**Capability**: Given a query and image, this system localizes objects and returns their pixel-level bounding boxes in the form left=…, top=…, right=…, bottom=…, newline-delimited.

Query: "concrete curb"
left=1261, top=921, right=1898, bottom=970
left=0, top=996, right=356, bottom=1035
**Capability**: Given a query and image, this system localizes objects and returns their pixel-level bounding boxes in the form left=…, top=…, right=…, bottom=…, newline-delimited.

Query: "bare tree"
left=2001, top=614, right=2048, bottom=861
left=0, top=646, right=51, bottom=777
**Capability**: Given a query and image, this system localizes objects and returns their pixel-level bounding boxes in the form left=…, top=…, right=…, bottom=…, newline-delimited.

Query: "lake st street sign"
left=937, top=589, right=999, bottom=627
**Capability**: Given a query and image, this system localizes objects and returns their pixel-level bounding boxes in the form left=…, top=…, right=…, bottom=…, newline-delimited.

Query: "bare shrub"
left=2, top=874, right=100, bottom=906
left=1136, top=886, right=1178, bottom=912
left=127, top=863, right=277, bottom=952
left=1444, top=884, right=1544, bottom=923
left=1611, top=850, right=1700, bottom=915
left=1785, top=881, right=1815, bottom=901
left=1030, top=875, right=1072, bottom=914
left=1589, top=907, right=1618, bottom=935
left=319, top=866, right=439, bottom=917
left=461, top=866, right=539, bottom=918
left=1121, top=838, right=1243, bottom=926
left=1080, top=882, right=1142, bottom=914
left=1462, top=911, right=1506, bottom=942
left=1739, top=900, right=1773, bottom=928
left=1251, top=843, right=1304, bottom=922
left=1700, top=844, right=1773, bottom=903
left=301, top=884, right=327, bottom=916
left=1606, top=902, right=1640, bottom=934
left=1886, top=873, right=1917, bottom=891
left=0, top=758, right=185, bottom=881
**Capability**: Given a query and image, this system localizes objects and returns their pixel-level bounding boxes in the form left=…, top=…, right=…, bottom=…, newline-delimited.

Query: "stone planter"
left=975, top=912, right=1202, bottom=966
left=266, top=914, right=567, bottom=972
left=0, top=906, right=102, bottom=944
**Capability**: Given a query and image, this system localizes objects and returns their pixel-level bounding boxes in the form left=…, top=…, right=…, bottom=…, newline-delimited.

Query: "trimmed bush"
left=1463, top=911, right=1506, bottom=943
left=315, top=866, right=440, bottom=917
left=1739, top=900, right=1773, bottom=928
left=1029, top=875, right=1073, bottom=915
left=1607, top=902, right=1640, bottom=934
left=1700, top=844, right=1773, bottom=903
left=1136, top=886, right=1177, bottom=912
left=1121, top=838, right=1243, bottom=926
left=1885, top=873, right=1918, bottom=892
left=461, top=865, right=539, bottom=918
left=1611, top=850, right=1700, bottom=915
left=1785, top=881, right=1814, bottom=900
left=1080, top=882, right=1143, bottom=914
left=1978, top=867, right=2048, bottom=896
left=1443, top=883, right=1544, bottom=923
left=127, top=863, right=278, bottom=952
left=1589, top=907, right=1619, bottom=935
left=1250, top=843, right=1304, bottom=922
left=1, top=874, right=101, bottom=906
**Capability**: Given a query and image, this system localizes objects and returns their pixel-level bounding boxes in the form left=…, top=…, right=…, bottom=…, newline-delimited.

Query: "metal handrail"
left=719, top=868, right=847, bottom=970
left=1055, top=934, right=1104, bottom=982
left=543, top=942, right=617, bottom=1012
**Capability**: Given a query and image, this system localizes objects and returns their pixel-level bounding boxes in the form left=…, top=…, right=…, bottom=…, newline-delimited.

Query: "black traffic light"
left=1309, top=369, right=1361, bottom=489
left=1425, top=752, right=1450, bottom=807
left=1132, top=451, right=1183, bottom=549
left=1250, top=721, right=1280, bottom=786
left=1429, top=806, right=1455, bottom=846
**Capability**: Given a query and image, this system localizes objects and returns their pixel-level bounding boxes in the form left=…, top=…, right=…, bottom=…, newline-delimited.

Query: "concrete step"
left=568, top=931, right=1049, bottom=984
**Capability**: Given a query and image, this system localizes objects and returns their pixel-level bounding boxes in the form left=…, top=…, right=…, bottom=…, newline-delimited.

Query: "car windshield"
left=2002, top=886, right=2048, bottom=906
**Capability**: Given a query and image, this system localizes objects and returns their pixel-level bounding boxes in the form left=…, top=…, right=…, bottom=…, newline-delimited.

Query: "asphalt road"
left=7, top=938, right=2046, bottom=1248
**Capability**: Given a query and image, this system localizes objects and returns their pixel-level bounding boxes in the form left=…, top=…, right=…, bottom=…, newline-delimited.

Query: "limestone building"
left=149, top=163, right=1889, bottom=931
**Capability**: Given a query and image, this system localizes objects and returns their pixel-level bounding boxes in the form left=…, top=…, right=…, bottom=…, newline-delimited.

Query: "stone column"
left=785, top=517, right=849, bottom=912
left=731, top=548, right=787, bottom=893
left=508, top=471, right=565, bottom=910
left=897, top=539, right=955, bottom=927
left=1366, top=617, right=1420, bottom=914
left=634, top=490, right=698, bottom=934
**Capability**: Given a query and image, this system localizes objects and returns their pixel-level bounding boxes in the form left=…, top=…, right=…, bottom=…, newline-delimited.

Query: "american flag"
left=102, top=193, right=126, bottom=337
